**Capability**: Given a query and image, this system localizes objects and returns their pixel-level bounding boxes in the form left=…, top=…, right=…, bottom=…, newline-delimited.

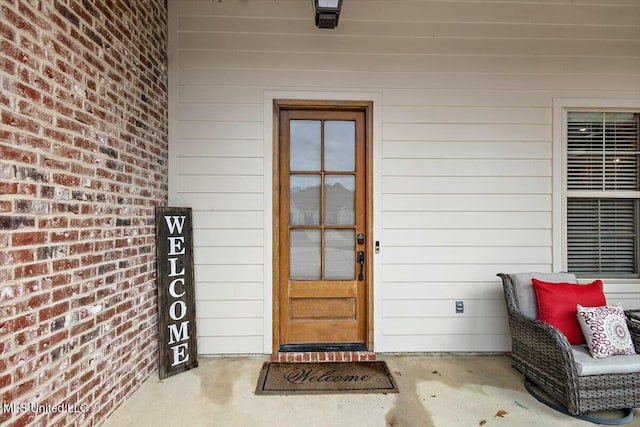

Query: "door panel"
left=278, top=108, right=367, bottom=349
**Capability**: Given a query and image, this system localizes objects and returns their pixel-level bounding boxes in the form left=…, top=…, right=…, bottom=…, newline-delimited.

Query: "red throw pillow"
left=531, top=278, right=606, bottom=345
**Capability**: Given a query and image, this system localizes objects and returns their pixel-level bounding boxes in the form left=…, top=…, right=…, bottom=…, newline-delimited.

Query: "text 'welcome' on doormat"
left=255, top=361, right=399, bottom=395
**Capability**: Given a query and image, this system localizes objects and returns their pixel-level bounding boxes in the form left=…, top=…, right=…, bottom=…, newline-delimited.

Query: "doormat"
left=255, top=361, right=399, bottom=395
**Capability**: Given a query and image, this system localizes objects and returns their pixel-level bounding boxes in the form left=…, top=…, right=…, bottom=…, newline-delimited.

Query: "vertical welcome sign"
left=155, top=207, right=198, bottom=379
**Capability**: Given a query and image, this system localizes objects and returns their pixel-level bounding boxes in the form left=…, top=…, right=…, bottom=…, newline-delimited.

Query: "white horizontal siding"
left=197, top=337, right=263, bottom=354
left=178, top=175, right=263, bottom=194
left=178, top=86, right=264, bottom=103
left=383, top=212, right=552, bottom=229
left=169, top=0, right=640, bottom=354
left=382, top=194, right=551, bottom=212
left=382, top=159, right=551, bottom=177
left=382, top=265, right=551, bottom=283
left=382, top=317, right=509, bottom=336
left=196, top=301, right=263, bottom=318
left=191, top=211, right=263, bottom=229
left=381, top=335, right=511, bottom=352
left=608, top=296, right=640, bottom=308
left=196, top=283, right=263, bottom=300
left=177, top=121, right=262, bottom=140
left=601, top=283, right=640, bottom=310
left=382, top=282, right=503, bottom=300
left=383, top=123, right=551, bottom=142
left=383, top=177, right=551, bottom=194
left=178, top=32, right=640, bottom=57
left=383, top=247, right=552, bottom=265
left=178, top=193, right=262, bottom=211
left=175, top=139, right=263, bottom=158
left=383, top=106, right=550, bottom=124
left=383, top=141, right=550, bottom=159
left=179, top=14, right=640, bottom=40
left=383, top=89, right=639, bottom=107
left=193, top=247, right=263, bottom=266
left=194, top=229, right=263, bottom=247
left=177, top=157, right=263, bottom=175
left=384, top=229, right=552, bottom=247
left=194, top=265, right=263, bottom=283
left=178, top=1, right=640, bottom=25
left=197, top=318, right=263, bottom=336
left=383, top=300, right=506, bottom=319
left=177, top=103, right=263, bottom=121
left=179, top=50, right=640, bottom=76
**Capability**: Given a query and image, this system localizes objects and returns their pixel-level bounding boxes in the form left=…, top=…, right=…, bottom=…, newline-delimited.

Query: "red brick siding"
left=1, top=1, right=168, bottom=425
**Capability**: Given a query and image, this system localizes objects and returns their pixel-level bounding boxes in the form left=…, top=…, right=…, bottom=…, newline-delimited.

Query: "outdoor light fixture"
left=313, top=0, right=343, bottom=29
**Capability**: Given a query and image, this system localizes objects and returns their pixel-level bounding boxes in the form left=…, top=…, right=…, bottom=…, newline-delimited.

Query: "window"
left=566, top=112, right=640, bottom=277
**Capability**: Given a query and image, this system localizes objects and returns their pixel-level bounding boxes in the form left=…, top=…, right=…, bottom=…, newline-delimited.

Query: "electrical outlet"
left=455, top=300, right=464, bottom=314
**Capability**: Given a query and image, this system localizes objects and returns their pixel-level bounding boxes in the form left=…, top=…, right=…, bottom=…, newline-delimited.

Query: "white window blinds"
left=568, top=112, right=639, bottom=191
left=567, top=198, right=636, bottom=274
left=567, top=112, right=640, bottom=276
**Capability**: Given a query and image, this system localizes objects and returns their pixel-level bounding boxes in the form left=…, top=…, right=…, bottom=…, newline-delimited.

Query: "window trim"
left=552, top=99, right=640, bottom=280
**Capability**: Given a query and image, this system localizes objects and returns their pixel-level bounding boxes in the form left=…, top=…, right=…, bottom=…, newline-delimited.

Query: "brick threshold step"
left=271, top=351, right=376, bottom=363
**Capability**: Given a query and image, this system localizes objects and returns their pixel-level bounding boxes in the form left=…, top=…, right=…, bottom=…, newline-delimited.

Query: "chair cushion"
left=572, top=345, right=640, bottom=376
left=508, top=272, right=578, bottom=319
left=577, top=304, right=636, bottom=358
left=532, top=279, right=606, bottom=345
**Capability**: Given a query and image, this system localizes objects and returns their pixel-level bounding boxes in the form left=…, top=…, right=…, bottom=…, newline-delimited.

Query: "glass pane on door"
left=324, top=229, right=355, bottom=279
left=325, top=175, right=355, bottom=225
left=324, top=121, right=355, bottom=171
left=287, top=117, right=359, bottom=281
left=290, top=120, right=321, bottom=171
left=290, top=230, right=321, bottom=280
left=290, top=175, right=321, bottom=226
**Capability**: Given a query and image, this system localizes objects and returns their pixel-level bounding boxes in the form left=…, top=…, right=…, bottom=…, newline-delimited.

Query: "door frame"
left=271, top=99, right=375, bottom=353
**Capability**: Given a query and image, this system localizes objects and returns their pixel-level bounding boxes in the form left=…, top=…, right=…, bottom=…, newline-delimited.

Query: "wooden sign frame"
left=155, top=207, right=198, bottom=379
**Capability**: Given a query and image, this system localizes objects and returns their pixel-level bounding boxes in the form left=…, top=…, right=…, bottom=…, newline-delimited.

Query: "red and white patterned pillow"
left=576, top=304, right=637, bottom=358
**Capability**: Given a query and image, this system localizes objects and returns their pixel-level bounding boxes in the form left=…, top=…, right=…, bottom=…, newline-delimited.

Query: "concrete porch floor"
left=103, top=354, right=640, bottom=427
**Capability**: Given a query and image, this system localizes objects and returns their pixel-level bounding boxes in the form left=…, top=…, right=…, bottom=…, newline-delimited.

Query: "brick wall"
left=1, top=1, right=168, bottom=425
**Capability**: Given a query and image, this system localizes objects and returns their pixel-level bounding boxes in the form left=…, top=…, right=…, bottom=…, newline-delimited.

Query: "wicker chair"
left=498, top=273, right=640, bottom=423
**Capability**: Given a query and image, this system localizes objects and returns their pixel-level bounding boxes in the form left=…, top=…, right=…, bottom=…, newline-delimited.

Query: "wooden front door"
left=276, top=105, right=370, bottom=351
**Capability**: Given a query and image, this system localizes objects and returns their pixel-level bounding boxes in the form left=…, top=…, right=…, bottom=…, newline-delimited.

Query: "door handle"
left=357, top=251, right=365, bottom=281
